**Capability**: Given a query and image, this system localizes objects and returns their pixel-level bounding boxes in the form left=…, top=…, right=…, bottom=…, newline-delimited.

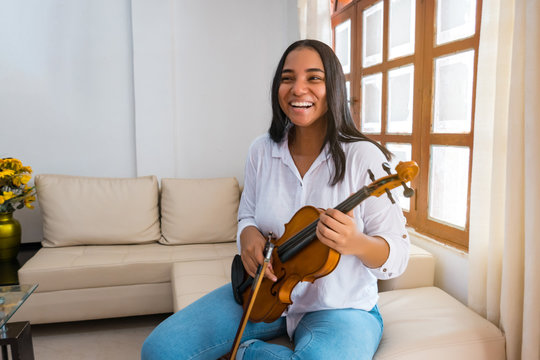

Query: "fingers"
left=242, top=252, right=277, bottom=282
left=240, top=237, right=277, bottom=282
left=241, top=248, right=263, bottom=278
left=318, top=209, right=354, bottom=237
left=265, top=262, right=277, bottom=282
left=239, top=227, right=267, bottom=277
left=317, top=208, right=356, bottom=251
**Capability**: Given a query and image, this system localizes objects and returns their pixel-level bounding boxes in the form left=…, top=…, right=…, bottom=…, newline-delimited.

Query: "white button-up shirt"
left=237, top=134, right=410, bottom=337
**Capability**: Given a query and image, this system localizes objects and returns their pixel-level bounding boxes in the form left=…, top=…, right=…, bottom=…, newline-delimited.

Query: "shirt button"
left=382, top=268, right=387, bottom=273
left=402, top=234, right=407, bottom=239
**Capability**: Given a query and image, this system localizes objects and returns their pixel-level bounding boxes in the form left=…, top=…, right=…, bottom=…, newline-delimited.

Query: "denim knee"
left=141, top=331, right=166, bottom=360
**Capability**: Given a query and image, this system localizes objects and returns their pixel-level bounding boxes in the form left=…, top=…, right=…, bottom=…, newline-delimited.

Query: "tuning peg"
left=382, top=162, right=392, bottom=175
left=367, top=169, right=375, bottom=182
left=385, top=188, right=396, bottom=204
left=402, top=182, right=414, bottom=198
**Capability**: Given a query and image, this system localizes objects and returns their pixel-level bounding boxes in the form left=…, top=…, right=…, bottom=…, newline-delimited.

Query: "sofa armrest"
left=378, top=244, right=435, bottom=292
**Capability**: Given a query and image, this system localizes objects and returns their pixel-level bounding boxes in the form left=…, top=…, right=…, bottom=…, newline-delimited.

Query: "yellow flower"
left=14, top=174, right=31, bottom=186
left=0, top=169, right=15, bottom=178
left=2, top=158, right=22, bottom=171
left=24, top=195, right=36, bottom=209
left=0, top=158, right=35, bottom=213
left=21, top=166, right=32, bottom=174
left=2, top=191, right=14, bottom=201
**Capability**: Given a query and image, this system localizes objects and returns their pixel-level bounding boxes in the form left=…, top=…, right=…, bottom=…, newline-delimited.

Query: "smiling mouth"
left=290, top=101, right=314, bottom=109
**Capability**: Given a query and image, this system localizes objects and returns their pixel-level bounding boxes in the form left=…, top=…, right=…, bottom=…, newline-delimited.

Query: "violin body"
left=241, top=205, right=340, bottom=323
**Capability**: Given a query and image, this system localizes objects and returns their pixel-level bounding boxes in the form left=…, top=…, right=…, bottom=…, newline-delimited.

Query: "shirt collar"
left=271, top=131, right=331, bottom=175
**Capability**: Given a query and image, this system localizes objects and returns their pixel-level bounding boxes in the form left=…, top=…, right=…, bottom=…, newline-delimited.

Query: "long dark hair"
left=269, top=39, right=392, bottom=185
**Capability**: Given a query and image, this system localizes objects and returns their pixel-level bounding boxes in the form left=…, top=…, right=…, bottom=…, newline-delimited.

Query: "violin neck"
left=335, top=186, right=372, bottom=214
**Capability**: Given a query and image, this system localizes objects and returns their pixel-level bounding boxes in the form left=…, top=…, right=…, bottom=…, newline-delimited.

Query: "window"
left=331, top=0, right=482, bottom=250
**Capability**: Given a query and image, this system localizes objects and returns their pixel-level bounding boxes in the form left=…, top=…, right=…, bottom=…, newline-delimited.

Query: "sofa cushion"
left=171, top=259, right=232, bottom=312
left=375, top=287, right=506, bottom=359
left=17, top=242, right=238, bottom=292
left=159, top=177, right=240, bottom=245
left=36, top=174, right=161, bottom=247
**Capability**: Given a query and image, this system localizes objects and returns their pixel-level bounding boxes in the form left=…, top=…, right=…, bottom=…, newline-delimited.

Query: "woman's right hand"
left=239, top=226, right=277, bottom=282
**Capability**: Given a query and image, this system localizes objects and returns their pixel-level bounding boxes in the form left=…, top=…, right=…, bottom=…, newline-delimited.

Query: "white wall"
left=0, top=0, right=137, bottom=177
left=131, top=0, right=299, bottom=180
left=1, top=0, right=137, bottom=244
left=409, top=230, right=469, bottom=304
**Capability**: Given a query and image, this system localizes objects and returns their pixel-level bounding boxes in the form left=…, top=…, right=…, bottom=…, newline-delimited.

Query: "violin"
left=231, top=161, right=419, bottom=326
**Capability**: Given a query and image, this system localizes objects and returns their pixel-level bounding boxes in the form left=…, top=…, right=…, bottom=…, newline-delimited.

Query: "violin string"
left=278, top=221, right=318, bottom=260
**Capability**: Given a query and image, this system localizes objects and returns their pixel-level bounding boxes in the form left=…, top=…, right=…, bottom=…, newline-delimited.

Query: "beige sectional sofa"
left=14, top=175, right=506, bottom=359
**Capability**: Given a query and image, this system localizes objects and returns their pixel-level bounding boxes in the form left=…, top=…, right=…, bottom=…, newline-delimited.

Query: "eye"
left=309, top=75, right=324, bottom=82
left=280, top=76, right=293, bottom=83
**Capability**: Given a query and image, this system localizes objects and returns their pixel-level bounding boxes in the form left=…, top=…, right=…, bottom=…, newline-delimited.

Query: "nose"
left=291, top=79, right=308, bottom=96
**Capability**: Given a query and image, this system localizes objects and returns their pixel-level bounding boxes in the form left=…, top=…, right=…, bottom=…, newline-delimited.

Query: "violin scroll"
left=368, top=161, right=419, bottom=198
left=382, top=162, right=416, bottom=198
left=395, top=161, right=419, bottom=183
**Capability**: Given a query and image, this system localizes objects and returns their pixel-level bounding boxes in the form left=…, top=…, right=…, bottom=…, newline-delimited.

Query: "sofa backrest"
left=159, top=177, right=240, bottom=245
left=36, top=174, right=161, bottom=247
left=35, top=174, right=241, bottom=247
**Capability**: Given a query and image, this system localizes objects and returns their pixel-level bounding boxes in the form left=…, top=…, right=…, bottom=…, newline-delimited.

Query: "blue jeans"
left=141, top=284, right=383, bottom=360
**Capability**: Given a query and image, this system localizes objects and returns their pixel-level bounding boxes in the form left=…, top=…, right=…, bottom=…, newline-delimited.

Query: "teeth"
left=291, top=102, right=313, bottom=108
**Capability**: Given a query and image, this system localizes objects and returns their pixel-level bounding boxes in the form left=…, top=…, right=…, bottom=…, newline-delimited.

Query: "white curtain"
left=468, top=0, right=540, bottom=359
left=297, top=0, right=332, bottom=45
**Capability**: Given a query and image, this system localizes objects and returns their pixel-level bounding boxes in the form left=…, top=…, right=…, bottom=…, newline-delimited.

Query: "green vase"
left=0, top=212, right=21, bottom=261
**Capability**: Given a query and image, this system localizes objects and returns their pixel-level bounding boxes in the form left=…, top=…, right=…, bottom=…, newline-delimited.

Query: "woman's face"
left=278, top=47, right=328, bottom=129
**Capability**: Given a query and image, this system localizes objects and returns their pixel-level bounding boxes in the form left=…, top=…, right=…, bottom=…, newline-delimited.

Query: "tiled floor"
left=29, top=314, right=169, bottom=360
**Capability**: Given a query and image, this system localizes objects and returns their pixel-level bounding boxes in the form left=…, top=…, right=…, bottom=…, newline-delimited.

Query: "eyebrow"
left=282, top=68, right=325, bottom=74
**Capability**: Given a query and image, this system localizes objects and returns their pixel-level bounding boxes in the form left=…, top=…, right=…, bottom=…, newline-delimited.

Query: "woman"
left=142, top=39, right=409, bottom=360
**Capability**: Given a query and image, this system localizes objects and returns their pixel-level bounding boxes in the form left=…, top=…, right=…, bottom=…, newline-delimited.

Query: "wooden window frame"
left=332, top=0, right=483, bottom=250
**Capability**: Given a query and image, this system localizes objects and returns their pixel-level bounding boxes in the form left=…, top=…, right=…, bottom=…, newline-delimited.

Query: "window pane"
left=387, top=143, right=412, bottom=211
left=363, top=1, right=383, bottom=67
left=433, top=50, right=474, bottom=133
left=345, top=80, right=352, bottom=113
left=361, top=73, right=382, bottom=133
left=335, top=19, right=351, bottom=74
left=389, top=0, right=415, bottom=60
left=387, top=64, right=414, bottom=134
left=429, top=145, right=469, bottom=229
left=436, top=0, right=476, bottom=45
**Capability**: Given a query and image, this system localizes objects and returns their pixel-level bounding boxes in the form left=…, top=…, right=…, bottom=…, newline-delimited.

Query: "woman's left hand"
left=316, top=208, right=390, bottom=268
left=316, top=208, right=363, bottom=255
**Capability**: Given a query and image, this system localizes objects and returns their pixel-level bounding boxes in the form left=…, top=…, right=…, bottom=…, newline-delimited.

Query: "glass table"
left=0, top=284, right=38, bottom=360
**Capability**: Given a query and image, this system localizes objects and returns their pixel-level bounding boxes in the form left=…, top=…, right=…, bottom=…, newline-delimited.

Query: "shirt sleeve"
left=363, top=196, right=410, bottom=280
left=236, top=140, right=259, bottom=252
left=351, top=143, right=410, bottom=280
